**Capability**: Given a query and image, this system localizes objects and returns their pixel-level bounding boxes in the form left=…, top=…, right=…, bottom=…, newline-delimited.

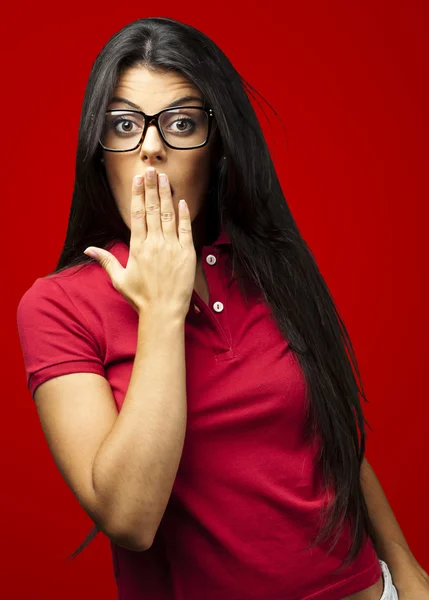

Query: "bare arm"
left=92, top=309, right=187, bottom=550
left=361, top=458, right=429, bottom=590
left=33, top=169, right=193, bottom=553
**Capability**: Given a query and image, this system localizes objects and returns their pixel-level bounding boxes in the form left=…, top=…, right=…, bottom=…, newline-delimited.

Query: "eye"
left=165, top=116, right=196, bottom=134
left=105, top=112, right=143, bottom=136
left=112, top=117, right=141, bottom=135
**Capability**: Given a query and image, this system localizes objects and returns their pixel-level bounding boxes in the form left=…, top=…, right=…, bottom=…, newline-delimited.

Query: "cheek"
left=104, top=163, right=134, bottom=203
left=102, top=167, right=133, bottom=226
left=181, top=155, right=212, bottom=197
left=106, top=164, right=128, bottom=191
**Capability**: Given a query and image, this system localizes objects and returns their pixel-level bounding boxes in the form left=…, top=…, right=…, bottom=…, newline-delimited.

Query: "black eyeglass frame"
left=99, top=105, right=215, bottom=152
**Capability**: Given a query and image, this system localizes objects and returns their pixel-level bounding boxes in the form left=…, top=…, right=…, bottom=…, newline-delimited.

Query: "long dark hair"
left=61, top=17, right=377, bottom=571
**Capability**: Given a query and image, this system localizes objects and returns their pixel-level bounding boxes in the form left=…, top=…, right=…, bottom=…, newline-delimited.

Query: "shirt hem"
left=300, top=559, right=382, bottom=600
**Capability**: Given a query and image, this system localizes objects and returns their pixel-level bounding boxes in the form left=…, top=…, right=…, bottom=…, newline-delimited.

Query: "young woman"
left=17, top=16, right=428, bottom=600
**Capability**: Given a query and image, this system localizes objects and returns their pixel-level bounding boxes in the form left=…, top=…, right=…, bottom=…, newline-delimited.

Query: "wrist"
left=138, top=306, right=186, bottom=326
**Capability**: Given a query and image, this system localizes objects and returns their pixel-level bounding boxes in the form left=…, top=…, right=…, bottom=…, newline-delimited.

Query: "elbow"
left=115, top=533, right=152, bottom=553
left=101, top=519, right=154, bottom=552
left=90, top=494, right=156, bottom=552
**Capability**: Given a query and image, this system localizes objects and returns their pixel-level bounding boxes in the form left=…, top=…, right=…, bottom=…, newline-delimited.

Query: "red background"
left=3, top=1, right=428, bottom=598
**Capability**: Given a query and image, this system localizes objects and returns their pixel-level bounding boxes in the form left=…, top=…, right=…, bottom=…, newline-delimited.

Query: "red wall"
left=4, top=1, right=428, bottom=597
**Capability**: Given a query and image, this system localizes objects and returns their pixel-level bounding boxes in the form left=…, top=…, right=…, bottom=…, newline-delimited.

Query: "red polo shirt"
left=17, top=228, right=382, bottom=600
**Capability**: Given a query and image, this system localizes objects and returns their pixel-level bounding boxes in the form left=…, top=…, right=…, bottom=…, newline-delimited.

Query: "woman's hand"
left=84, top=167, right=197, bottom=320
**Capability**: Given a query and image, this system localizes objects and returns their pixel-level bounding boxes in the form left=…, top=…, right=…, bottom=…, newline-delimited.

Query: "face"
left=101, top=66, right=218, bottom=233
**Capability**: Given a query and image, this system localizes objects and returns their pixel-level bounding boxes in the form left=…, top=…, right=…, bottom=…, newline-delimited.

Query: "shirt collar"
left=212, top=227, right=231, bottom=247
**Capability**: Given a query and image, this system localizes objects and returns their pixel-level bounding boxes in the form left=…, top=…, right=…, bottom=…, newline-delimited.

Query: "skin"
left=101, top=65, right=384, bottom=600
left=102, top=65, right=218, bottom=298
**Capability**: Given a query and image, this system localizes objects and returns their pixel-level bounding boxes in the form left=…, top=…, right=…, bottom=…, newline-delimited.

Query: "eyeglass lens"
left=100, top=108, right=209, bottom=150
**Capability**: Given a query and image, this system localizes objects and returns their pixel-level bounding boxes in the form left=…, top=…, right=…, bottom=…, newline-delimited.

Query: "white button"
left=206, top=254, right=217, bottom=265
left=213, top=301, right=224, bottom=313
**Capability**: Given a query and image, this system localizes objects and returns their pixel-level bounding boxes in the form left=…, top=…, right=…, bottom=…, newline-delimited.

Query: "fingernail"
left=158, top=173, right=167, bottom=185
left=134, top=175, right=143, bottom=186
left=84, top=248, right=98, bottom=259
left=147, top=168, right=155, bottom=179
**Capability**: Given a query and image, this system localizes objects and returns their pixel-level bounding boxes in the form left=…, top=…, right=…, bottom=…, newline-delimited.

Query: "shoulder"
left=18, top=240, right=130, bottom=315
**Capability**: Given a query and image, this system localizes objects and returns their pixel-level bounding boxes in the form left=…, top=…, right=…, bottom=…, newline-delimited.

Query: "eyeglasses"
left=99, top=105, right=214, bottom=152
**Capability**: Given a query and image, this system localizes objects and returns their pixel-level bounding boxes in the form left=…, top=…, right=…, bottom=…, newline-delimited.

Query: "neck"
left=192, top=204, right=208, bottom=264
left=191, top=200, right=221, bottom=265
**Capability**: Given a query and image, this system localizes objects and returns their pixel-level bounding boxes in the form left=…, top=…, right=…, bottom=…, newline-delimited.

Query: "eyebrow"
left=108, top=95, right=204, bottom=111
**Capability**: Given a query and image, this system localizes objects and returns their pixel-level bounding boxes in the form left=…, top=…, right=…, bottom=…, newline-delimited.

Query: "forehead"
left=111, top=66, right=202, bottom=112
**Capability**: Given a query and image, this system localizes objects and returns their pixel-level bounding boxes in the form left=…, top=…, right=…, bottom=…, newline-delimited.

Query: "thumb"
left=83, top=247, right=123, bottom=285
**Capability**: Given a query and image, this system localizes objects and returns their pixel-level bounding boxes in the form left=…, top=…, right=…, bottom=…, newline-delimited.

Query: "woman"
left=16, top=16, right=427, bottom=600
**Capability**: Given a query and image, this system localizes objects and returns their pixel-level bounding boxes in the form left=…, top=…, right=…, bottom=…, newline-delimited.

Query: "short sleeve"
left=17, top=277, right=105, bottom=399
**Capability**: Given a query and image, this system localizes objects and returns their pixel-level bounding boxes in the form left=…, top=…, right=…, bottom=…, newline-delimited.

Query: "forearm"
left=92, top=310, right=187, bottom=550
left=360, top=458, right=427, bottom=585
left=360, top=457, right=412, bottom=559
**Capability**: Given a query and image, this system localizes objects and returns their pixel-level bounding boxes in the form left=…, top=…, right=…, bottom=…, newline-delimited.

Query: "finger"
left=144, top=167, right=161, bottom=238
left=177, top=199, right=194, bottom=248
left=157, top=173, right=177, bottom=242
left=83, top=248, right=124, bottom=290
left=129, top=174, right=147, bottom=257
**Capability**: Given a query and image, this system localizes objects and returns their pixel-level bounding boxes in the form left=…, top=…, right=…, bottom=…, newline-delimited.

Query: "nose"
left=139, top=121, right=166, bottom=161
